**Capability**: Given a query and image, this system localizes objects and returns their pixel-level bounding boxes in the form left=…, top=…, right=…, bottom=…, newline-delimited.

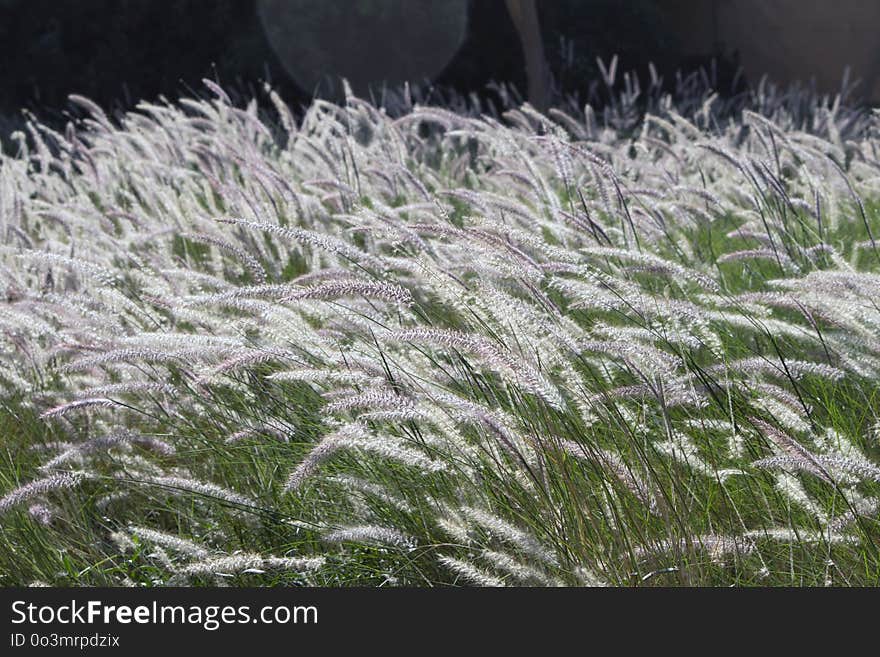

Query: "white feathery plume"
left=128, top=525, right=210, bottom=559
left=0, top=471, right=87, bottom=515
left=144, top=475, right=256, bottom=508
left=437, top=555, right=506, bottom=587
left=460, top=506, right=558, bottom=566
left=322, top=525, right=415, bottom=549
left=40, top=397, right=118, bottom=419
left=178, top=553, right=325, bottom=578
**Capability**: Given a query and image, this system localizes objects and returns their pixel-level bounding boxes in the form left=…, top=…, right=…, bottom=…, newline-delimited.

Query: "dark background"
left=0, top=0, right=733, bottom=126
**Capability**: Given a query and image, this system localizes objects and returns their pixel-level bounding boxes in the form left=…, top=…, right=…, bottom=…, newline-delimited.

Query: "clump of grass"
left=1, top=71, right=879, bottom=586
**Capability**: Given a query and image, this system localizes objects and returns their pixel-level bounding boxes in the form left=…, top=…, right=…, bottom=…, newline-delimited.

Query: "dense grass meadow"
left=2, top=71, right=880, bottom=587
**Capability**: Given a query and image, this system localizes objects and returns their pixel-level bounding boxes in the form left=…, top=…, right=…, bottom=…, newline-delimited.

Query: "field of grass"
left=1, top=74, right=880, bottom=587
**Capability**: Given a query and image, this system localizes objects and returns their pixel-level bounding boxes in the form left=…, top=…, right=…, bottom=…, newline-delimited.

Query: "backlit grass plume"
left=1, top=68, right=879, bottom=586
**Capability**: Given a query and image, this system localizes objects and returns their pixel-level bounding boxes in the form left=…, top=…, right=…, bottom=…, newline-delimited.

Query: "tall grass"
left=1, top=71, right=879, bottom=586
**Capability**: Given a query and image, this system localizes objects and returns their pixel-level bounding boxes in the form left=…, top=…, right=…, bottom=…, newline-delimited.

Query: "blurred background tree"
left=0, top=0, right=731, bottom=130
left=505, top=0, right=549, bottom=110
left=256, top=0, right=468, bottom=99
